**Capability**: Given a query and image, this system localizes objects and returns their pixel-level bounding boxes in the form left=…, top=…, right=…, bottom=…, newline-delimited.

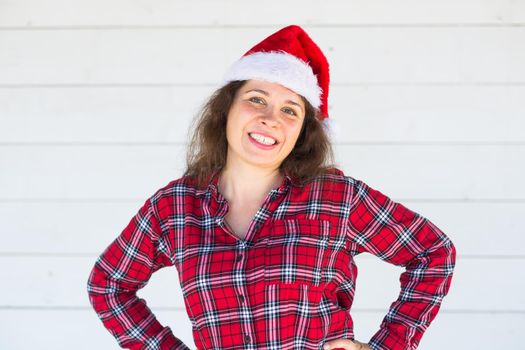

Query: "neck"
left=218, top=164, right=284, bottom=205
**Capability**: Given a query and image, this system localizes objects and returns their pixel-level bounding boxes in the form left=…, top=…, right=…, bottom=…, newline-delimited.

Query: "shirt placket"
left=218, top=194, right=286, bottom=349
left=213, top=188, right=283, bottom=349
left=235, top=239, right=257, bottom=349
left=208, top=212, right=251, bottom=347
left=214, top=218, right=260, bottom=348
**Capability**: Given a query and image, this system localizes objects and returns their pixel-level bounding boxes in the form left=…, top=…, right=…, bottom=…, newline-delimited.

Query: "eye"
left=248, top=96, right=266, bottom=105
left=282, top=107, right=298, bottom=116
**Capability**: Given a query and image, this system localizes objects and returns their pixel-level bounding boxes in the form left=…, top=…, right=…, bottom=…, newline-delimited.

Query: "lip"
left=248, top=132, right=279, bottom=150
left=248, top=131, right=279, bottom=144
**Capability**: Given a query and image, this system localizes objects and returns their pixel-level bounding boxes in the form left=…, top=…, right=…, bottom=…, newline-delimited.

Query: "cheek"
left=283, top=125, right=303, bottom=150
left=237, top=102, right=259, bottom=116
left=225, top=110, right=245, bottom=137
left=288, top=122, right=304, bottom=141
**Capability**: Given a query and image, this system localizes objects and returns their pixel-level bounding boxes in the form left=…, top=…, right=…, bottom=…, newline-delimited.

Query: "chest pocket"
left=264, top=218, right=331, bottom=287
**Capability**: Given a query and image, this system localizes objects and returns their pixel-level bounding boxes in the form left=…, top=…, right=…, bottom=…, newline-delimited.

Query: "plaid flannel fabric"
left=87, top=168, right=456, bottom=349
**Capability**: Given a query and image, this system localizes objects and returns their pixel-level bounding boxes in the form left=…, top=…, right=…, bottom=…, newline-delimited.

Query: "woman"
left=87, top=25, right=456, bottom=350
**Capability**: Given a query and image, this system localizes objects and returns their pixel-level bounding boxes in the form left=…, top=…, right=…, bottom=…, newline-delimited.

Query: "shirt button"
left=244, top=335, right=251, bottom=343
left=239, top=294, right=245, bottom=303
left=236, top=253, right=243, bottom=261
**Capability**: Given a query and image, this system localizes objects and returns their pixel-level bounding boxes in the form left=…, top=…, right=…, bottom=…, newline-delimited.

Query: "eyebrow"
left=244, top=88, right=304, bottom=112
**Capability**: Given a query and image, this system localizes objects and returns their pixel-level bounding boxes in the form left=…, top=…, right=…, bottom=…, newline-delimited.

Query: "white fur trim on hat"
left=222, top=51, right=322, bottom=109
left=321, top=116, right=339, bottom=141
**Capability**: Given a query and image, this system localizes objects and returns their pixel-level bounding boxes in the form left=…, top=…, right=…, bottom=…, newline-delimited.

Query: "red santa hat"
left=221, top=25, right=335, bottom=136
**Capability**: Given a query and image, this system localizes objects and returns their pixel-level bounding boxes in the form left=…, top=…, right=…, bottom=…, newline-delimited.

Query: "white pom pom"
left=321, top=117, right=339, bottom=142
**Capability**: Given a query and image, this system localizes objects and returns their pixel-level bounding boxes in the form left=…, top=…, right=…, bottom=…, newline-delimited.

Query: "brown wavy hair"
left=183, top=80, right=337, bottom=188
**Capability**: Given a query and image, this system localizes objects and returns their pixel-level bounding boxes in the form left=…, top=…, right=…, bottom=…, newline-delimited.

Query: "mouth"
left=248, top=132, right=279, bottom=146
left=248, top=132, right=279, bottom=149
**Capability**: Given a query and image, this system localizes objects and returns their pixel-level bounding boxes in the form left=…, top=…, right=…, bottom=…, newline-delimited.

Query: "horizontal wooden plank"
left=1, top=256, right=522, bottom=312
left=1, top=0, right=523, bottom=26
left=354, top=310, right=525, bottom=349
left=0, top=145, right=185, bottom=199
left=338, top=144, right=525, bottom=201
left=0, top=85, right=215, bottom=144
left=1, top=85, right=524, bottom=143
left=0, top=308, right=522, bottom=349
left=0, top=145, right=523, bottom=200
left=0, top=200, right=521, bottom=256
left=0, top=308, right=197, bottom=350
left=349, top=255, right=525, bottom=313
left=1, top=27, right=524, bottom=84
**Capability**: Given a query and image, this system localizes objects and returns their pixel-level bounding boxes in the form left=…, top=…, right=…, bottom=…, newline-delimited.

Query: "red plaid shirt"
left=87, top=167, right=456, bottom=350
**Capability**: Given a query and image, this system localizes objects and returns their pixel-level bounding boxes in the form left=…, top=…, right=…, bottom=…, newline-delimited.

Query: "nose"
left=259, top=106, right=280, bottom=127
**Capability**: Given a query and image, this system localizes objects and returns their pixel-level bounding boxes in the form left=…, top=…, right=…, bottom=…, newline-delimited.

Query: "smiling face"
left=224, top=79, right=306, bottom=172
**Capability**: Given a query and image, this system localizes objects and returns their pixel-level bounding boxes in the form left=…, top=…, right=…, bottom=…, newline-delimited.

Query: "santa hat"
left=221, top=25, right=336, bottom=138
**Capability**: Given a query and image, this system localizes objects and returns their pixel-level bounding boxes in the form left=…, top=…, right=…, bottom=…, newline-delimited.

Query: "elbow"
left=86, top=265, right=98, bottom=306
left=447, top=238, right=457, bottom=276
left=440, top=237, right=457, bottom=297
left=449, top=240, right=457, bottom=264
left=86, top=263, right=109, bottom=310
left=427, top=218, right=457, bottom=274
left=443, top=234, right=456, bottom=270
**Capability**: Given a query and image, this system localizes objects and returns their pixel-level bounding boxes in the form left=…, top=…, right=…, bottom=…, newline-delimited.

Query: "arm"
left=87, top=194, right=190, bottom=350
left=346, top=178, right=456, bottom=350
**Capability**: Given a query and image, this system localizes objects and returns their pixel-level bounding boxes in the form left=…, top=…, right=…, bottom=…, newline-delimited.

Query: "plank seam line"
left=1, top=23, right=525, bottom=31
left=2, top=82, right=525, bottom=88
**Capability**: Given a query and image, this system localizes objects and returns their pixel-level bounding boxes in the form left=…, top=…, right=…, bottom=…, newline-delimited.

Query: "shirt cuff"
left=368, top=326, right=417, bottom=350
left=140, top=326, right=191, bottom=350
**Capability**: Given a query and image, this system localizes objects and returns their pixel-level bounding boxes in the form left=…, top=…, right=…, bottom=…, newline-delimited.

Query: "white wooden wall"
left=1, top=1, right=524, bottom=348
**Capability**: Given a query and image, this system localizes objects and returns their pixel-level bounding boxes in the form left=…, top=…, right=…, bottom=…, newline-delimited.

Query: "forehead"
left=242, top=79, right=303, bottom=100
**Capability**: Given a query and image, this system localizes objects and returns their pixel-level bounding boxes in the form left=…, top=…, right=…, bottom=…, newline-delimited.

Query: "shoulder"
left=311, top=167, right=359, bottom=187
left=148, top=174, right=207, bottom=205
left=297, top=167, right=361, bottom=199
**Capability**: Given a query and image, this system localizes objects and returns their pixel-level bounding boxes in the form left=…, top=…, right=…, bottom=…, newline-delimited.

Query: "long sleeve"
left=346, top=178, right=456, bottom=350
left=87, top=194, right=190, bottom=350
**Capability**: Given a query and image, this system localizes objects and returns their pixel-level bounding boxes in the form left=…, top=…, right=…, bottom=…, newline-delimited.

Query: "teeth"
left=249, top=133, right=276, bottom=145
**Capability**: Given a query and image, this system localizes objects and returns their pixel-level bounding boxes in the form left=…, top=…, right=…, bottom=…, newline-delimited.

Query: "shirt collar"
left=202, top=168, right=294, bottom=200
